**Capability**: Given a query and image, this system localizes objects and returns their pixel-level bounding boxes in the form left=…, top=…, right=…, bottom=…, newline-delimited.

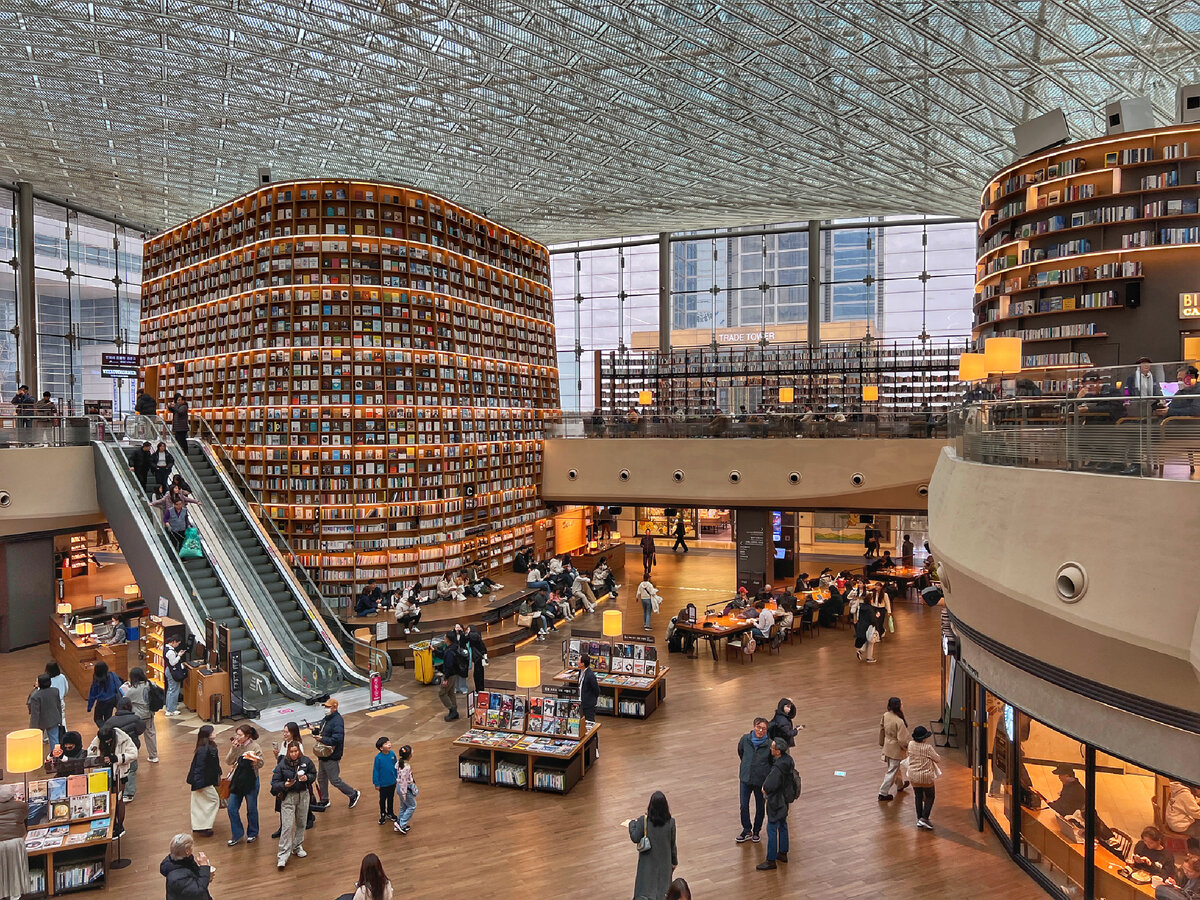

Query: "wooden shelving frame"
left=140, top=180, right=560, bottom=600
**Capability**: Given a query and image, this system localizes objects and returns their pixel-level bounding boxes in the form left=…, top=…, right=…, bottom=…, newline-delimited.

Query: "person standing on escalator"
left=168, top=393, right=191, bottom=455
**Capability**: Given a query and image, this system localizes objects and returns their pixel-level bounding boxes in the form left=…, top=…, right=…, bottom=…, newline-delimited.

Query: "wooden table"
left=871, top=565, right=925, bottom=595
left=48, top=618, right=129, bottom=698
left=571, top=541, right=625, bottom=574
left=453, top=721, right=600, bottom=794
left=1019, top=805, right=1155, bottom=899
left=674, top=612, right=755, bottom=660
left=182, top=665, right=230, bottom=721
left=553, top=667, right=669, bottom=719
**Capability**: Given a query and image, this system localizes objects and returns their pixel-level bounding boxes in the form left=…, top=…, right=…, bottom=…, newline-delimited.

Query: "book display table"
left=453, top=721, right=600, bottom=795
left=552, top=667, right=669, bottom=719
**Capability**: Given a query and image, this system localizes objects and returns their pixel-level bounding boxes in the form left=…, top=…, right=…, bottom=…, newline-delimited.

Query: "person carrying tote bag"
left=629, top=791, right=677, bottom=900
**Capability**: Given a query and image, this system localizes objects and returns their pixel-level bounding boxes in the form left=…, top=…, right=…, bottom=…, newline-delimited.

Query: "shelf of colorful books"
left=554, top=636, right=668, bottom=720
left=451, top=720, right=600, bottom=794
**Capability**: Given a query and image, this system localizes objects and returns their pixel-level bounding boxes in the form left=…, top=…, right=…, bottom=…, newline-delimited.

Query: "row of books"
left=495, top=761, right=528, bottom=787
left=1143, top=198, right=1199, bottom=216
left=1141, top=171, right=1180, bottom=189
left=1023, top=353, right=1092, bottom=368
left=1005, top=323, right=1099, bottom=341
left=563, top=638, right=659, bottom=676
left=1035, top=182, right=1096, bottom=207
left=618, top=700, right=648, bottom=716
left=1104, top=146, right=1155, bottom=166
left=532, top=769, right=568, bottom=791
left=455, top=728, right=587, bottom=757
left=471, top=692, right=585, bottom=738
left=1007, top=291, right=1119, bottom=316
left=458, top=760, right=490, bottom=780
left=55, top=860, right=105, bottom=890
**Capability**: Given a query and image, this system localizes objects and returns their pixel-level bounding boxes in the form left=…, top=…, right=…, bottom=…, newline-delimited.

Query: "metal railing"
left=192, top=418, right=393, bottom=683
left=545, top=410, right=947, bottom=439
left=950, top=361, right=1200, bottom=479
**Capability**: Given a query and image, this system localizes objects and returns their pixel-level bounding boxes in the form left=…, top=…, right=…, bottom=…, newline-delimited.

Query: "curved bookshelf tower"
left=140, top=180, right=559, bottom=604
left=976, top=124, right=1200, bottom=372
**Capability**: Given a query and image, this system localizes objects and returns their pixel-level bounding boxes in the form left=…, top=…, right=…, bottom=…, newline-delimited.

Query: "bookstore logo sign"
left=1181, top=292, right=1200, bottom=319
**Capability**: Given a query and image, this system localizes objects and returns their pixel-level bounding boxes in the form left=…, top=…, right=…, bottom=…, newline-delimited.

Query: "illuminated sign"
left=1181, top=293, right=1200, bottom=319
left=100, top=353, right=139, bottom=378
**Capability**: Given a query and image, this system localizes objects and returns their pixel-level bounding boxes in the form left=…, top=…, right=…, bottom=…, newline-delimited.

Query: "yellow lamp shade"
left=124, top=584, right=139, bottom=596
left=862, top=385, right=879, bottom=402
left=75, top=622, right=93, bottom=637
left=515, top=655, right=541, bottom=689
left=56, top=603, right=72, bottom=616
left=6, top=728, right=44, bottom=774
left=984, top=337, right=1023, bottom=374
left=778, top=386, right=794, bottom=404
left=637, top=390, right=652, bottom=406
left=1184, top=336, right=1200, bottom=361
left=957, top=353, right=987, bottom=382
left=602, top=609, right=623, bottom=638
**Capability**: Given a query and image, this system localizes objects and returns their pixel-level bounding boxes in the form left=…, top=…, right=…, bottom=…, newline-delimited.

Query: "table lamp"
left=123, top=584, right=139, bottom=601
left=56, top=602, right=72, bottom=628
left=957, top=353, right=986, bottom=383
left=637, top=390, right=652, bottom=406
left=515, top=654, right=541, bottom=711
left=862, top=385, right=879, bottom=402
left=6, top=728, right=44, bottom=801
left=602, top=609, right=623, bottom=639
left=778, top=386, right=794, bottom=404
left=75, top=621, right=93, bottom=642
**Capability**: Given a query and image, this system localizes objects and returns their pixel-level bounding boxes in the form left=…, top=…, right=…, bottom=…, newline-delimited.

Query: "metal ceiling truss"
left=0, top=0, right=1195, bottom=242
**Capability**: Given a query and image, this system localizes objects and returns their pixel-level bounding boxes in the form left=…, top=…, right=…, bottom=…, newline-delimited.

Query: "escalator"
left=92, top=440, right=281, bottom=710
left=188, top=450, right=329, bottom=661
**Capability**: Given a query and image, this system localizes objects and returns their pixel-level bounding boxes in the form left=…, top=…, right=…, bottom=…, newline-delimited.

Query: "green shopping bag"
left=179, top=525, right=205, bottom=560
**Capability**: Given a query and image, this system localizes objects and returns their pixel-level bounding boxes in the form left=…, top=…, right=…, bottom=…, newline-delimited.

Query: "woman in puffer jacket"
left=905, top=725, right=942, bottom=831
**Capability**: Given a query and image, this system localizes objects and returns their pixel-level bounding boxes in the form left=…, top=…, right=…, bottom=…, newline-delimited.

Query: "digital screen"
left=100, top=353, right=139, bottom=379
left=774, top=547, right=786, bottom=560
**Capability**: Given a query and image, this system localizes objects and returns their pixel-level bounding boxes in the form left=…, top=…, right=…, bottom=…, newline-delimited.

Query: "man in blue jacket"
left=310, top=698, right=360, bottom=811
left=736, top=717, right=773, bottom=844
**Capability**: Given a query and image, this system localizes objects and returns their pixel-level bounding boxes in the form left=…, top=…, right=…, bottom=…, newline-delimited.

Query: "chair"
left=800, top=606, right=820, bottom=638
left=766, top=623, right=782, bottom=656
left=724, top=632, right=756, bottom=664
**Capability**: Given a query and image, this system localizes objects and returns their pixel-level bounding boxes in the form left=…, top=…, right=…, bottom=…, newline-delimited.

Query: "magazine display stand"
left=15, top=768, right=117, bottom=897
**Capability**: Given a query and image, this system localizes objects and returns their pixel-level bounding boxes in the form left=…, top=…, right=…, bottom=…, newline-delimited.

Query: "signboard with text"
left=1181, top=292, right=1200, bottom=319
left=100, top=353, right=139, bottom=379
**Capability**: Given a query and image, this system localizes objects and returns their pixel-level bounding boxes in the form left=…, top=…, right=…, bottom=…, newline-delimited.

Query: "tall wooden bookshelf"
left=976, top=124, right=1200, bottom=368
left=140, top=181, right=560, bottom=601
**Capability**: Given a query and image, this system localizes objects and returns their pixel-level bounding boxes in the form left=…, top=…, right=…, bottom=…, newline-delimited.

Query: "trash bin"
left=410, top=641, right=435, bottom=685
left=210, top=694, right=223, bottom=724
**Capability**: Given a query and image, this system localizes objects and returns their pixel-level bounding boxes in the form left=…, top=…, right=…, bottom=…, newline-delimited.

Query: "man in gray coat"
left=28, top=674, right=63, bottom=746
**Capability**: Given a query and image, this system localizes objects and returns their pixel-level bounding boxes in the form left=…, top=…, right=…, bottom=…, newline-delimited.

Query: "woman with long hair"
left=186, top=724, right=221, bottom=836
left=45, top=661, right=69, bottom=730
left=225, top=723, right=264, bottom=846
left=122, top=666, right=159, bottom=763
left=352, top=852, right=393, bottom=900
left=271, top=722, right=315, bottom=839
left=878, top=696, right=911, bottom=802
left=629, top=790, right=678, bottom=900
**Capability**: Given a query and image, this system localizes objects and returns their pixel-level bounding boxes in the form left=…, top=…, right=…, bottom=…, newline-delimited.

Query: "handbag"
left=313, top=741, right=335, bottom=759
left=217, top=775, right=232, bottom=809
left=516, top=613, right=535, bottom=628
left=649, top=592, right=661, bottom=614
left=886, top=614, right=895, bottom=634
left=636, top=815, right=652, bottom=853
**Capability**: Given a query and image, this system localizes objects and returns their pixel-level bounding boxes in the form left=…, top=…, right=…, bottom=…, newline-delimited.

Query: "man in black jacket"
left=757, top=738, right=797, bottom=870
left=310, top=698, right=360, bottom=811
left=129, top=441, right=153, bottom=492
left=438, top=632, right=468, bottom=721
left=160, top=833, right=214, bottom=899
left=736, top=717, right=772, bottom=844
left=577, top=654, right=600, bottom=724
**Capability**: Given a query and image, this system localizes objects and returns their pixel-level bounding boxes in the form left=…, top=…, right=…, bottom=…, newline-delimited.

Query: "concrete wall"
left=929, top=449, right=1200, bottom=738
left=0, top=536, right=55, bottom=651
left=0, top=447, right=105, bottom=538
left=542, top=438, right=941, bottom=509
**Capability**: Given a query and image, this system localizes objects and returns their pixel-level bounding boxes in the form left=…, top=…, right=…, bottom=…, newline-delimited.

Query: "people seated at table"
left=354, top=582, right=381, bottom=617
left=819, top=581, right=845, bottom=629
left=866, top=551, right=895, bottom=575
left=1166, top=366, right=1200, bottom=418
left=775, top=589, right=798, bottom=633
left=1166, top=782, right=1200, bottom=843
left=1127, top=357, right=1164, bottom=400
left=1075, top=371, right=1125, bottom=424
left=1133, top=826, right=1178, bottom=881
left=1047, top=765, right=1086, bottom=818
left=793, top=572, right=812, bottom=593
left=1156, top=854, right=1200, bottom=900
left=749, top=600, right=775, bottom=645
left=817, top=568, right=834, bottom=588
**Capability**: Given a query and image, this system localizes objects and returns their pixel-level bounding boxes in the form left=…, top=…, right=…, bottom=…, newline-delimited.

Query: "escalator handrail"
left=135, top=418, right=343, bottom=699
left=192, top=418, right=393, bottom=683
left=91, top=429, right=273, bottom=707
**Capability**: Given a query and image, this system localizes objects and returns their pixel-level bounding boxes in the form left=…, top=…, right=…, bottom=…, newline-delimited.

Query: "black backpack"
left=148, top=682, right=166, bottom=712
left=783, top=766, right=802, bottom=804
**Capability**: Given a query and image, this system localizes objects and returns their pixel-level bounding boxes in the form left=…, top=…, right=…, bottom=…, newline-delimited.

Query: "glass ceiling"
left=0, top=0, right=1194, bottom=242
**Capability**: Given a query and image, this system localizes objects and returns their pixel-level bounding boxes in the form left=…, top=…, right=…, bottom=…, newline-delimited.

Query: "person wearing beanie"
left=757, top=738, right=797, bottom=870
left=905, top=725, right=943, bottom=830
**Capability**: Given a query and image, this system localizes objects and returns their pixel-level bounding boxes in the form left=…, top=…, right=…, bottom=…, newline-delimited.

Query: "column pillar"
left=734, top=508, right=773, bottom=594
left=658, top=232, right=671, bottom=353
left=806, top=219, right=821, bottom=348
left=16, top=182, right=37, bottom=390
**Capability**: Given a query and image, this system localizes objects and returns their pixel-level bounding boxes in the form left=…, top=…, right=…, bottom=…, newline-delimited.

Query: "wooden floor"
left=3, top=550, right=1043, bottom=900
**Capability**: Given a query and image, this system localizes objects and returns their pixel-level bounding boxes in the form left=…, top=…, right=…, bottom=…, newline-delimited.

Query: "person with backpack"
left=757, top=738, right=799, bottom=870
left=736, top=717, right=772, bottom=845
left=86, top=661, right=123, bottom=729
left=438, top=632, right=469, bottom=721
left=122, top=666, right=163, bottom=763
left=164, top=635, right=187, bottom=716
left=102, top=699, right=146, bottom=801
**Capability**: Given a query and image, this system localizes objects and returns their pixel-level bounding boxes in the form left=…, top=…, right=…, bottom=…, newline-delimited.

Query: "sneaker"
left=865, top=658, right=878, bottom=663
left=918, top=819, right=934, bottom=830
left=398, top=824, right=410, bottom=835
left=278, top=860, right=287, bottom=869
left=735, top=832, right=750, bottom=844
left=379, top=816, right=387, bottom=825
left=349, top=791, right=361, bottom=809
left=123, top=795, right=135, bottom=803
left=148, top=757, right=159, bottom=763
left=227, top=839, right=242, bottom=847
left=247, top=836, right=257, bottom=843
left=294, top=846, right=307, bottom=858
left=878, top=794, right=893, bottom=802
left=751, top=833, right=761, bottom=843
left=410, top=626, right=420, bottom=633
left=404, top=628, right=411, bottom=635
left=271, top=829, right=282, bottom=839
left=755, top=860, right=777, bottom=871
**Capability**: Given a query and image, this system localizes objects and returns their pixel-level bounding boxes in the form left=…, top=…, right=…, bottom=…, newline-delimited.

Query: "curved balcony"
left=930, top=389, right=1200, bottom=781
